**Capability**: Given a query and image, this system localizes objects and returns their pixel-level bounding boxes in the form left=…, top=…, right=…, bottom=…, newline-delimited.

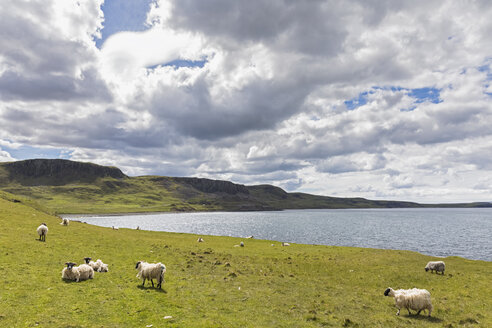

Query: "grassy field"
left=0, top=191, right=491, bottom=327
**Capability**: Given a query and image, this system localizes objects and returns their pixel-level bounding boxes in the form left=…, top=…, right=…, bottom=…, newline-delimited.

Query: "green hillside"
left=0, top=191, right=490, bottom=327
left=0, top=159, right=490, bottom=214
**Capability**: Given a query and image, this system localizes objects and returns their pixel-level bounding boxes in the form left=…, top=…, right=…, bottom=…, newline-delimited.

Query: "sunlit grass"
left=0, top=192, right=490, bottom=327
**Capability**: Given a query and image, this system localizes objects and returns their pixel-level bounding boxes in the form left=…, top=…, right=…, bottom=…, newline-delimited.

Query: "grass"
left=0, top=192, right=490, bottom=327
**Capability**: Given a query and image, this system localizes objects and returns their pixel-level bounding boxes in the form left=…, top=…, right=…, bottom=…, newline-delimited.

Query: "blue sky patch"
left=95, top=0, right=153, bottom=48
left=3, top=144, right=71, bottom=161
left=344, top=86, right=441, bottom=111
left=408, top=87, right=441, bottom=104
left=146, top=59, right=208, bottom=70
left=344, top=90, right=373, bottom=110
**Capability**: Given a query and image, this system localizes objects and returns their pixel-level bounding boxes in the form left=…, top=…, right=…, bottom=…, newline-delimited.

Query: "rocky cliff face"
left=2, top=159, right=126, bottom=185
left=172, top=177, right=250, bottom=195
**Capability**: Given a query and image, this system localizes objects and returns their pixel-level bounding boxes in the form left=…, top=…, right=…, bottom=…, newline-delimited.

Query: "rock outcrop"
left=2, top=159, right=126, bottom=185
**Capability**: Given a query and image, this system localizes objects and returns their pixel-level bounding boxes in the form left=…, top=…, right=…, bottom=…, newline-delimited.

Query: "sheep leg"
left=407, top=308, right=412, bottom=315
left=416, top=310, right=421, bottom=315
left=396, top=308, right=400, bottom=316
left=150, top=279, right=154, bottom=288
left=142, top=278, right=146, bottom=286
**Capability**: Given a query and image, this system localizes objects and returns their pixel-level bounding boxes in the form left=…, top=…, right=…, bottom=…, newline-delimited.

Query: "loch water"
left=64, top=208, right=492, bottom=261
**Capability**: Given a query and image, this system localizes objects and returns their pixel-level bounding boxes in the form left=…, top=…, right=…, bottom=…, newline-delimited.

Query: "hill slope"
left=0, top=159, right=490, bottom=214
left=0, top=191, right=490, bottom=327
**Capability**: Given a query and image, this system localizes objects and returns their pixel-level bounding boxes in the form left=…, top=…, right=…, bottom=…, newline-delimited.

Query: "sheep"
left=240, top=241, right=244, bottom=247
left=384, top=287, right=433, bottom=316
left=197, top=237, right=204, bottom=242
left=245, top=236, right=254, bottom=239
left=60, top=218, right=69, bottom=226
left=84, top=257, right=109, bottom=272
left=61, top=262, right=94, bottom=282
left=112, top=226, right=118, bottom=230
left=135, top=261, right=166, bottom=289
left=96, top=259, right=109, bottom=272
left=282, top=242, right=290, bottom=246
left=425, top=261, right=445, bottom=275
left=37, top=223, right=48, bottom=242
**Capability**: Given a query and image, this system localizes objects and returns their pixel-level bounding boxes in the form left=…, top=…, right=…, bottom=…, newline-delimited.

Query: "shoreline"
left=59, top=206, right=492, bottom=218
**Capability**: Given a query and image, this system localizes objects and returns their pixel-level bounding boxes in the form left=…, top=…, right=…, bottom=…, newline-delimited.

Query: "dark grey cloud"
left=168, top=0, right=348, bottom=56
left=148, top=77, right=310, bottom=140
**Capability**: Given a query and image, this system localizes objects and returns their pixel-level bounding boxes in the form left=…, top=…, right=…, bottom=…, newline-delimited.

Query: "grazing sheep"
left=245, top=236, right=254, bottom=239
left=197, top=237, right=204, bottom=242
left=60, top=218, right=69, bottom=226
left=384, top=287, right=433, bottom=316
left=37, top=223, right=48, bottom=242
left=240, top=241, right=244, bottom=247
left=112, top=226, right=118, bottom=230
left=135, top=261, right=166, bottom=289
left=84, top=257, right=109, bottom=272
left=282, top=242, right=290, bottom=246
left=61, top=262, right=94, bottom=282
left=425, top=261, right=445, bottom=275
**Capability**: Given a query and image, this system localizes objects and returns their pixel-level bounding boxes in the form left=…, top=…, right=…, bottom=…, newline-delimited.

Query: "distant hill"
left=0, top=158, right=125, bottom=185
left=0, top=159, right=490, bottom=214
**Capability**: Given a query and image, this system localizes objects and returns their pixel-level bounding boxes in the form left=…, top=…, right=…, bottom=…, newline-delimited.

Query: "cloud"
left=0, top=0, right=491, bottom=203
left=0, top=0, right=110, bottom=102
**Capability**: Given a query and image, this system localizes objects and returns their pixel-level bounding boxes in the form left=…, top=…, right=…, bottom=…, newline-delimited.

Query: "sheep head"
left=384, top=288, right=392, bottom=296
left=84, top=257, right=92, bottom=264
left=135, top=261, right=142, bottom=269
left=65, top=262, right=76, bottom=269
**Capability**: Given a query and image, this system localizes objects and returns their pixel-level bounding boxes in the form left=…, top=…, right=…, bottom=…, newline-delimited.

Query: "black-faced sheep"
left=62, top=262, right=94, bottom=282
left=384, top=287, right=433, bottom=316
left=135, top=261, right=166, bottom=289
left=37, top=223, right=48, bottom=242
left=60, top=218, right=69, bottom=226
left=425, top=261, right=445, bottom=274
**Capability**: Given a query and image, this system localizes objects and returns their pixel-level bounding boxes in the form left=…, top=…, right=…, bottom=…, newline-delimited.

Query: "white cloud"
left=0, top=0, right=491, bottom=203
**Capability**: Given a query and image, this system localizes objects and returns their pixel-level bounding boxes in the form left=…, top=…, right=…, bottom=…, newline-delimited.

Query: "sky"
left=1, top=0, right=491, bottom=203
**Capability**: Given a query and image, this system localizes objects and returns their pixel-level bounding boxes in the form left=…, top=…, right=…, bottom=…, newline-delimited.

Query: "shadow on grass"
left=137, top=285, right=167, bottom=293
left=61, top=278, right=94, bottom=284
left=402, top=314, right=442, bottom=323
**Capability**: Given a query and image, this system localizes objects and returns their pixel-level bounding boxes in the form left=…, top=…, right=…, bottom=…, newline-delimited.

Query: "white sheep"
left=112, top=226, right=118, bottom=230
left=197, top=237, right=204, bottom=242
left=97, top=259, right=109, bottom=272
left=61, top=262, right=94, bottom=282
left=135, top=261, right=166, bottom=289
left=384, top=287, right=433, bottom=316
left=282, top=242, right=290, bottom=246
left=60, top=218, right=69, bottom=226
left=84, top=257, right=109, bottom=272
left=425, top=261, right=445, bottom=275
left=37, top=223, right=48, bottom=242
